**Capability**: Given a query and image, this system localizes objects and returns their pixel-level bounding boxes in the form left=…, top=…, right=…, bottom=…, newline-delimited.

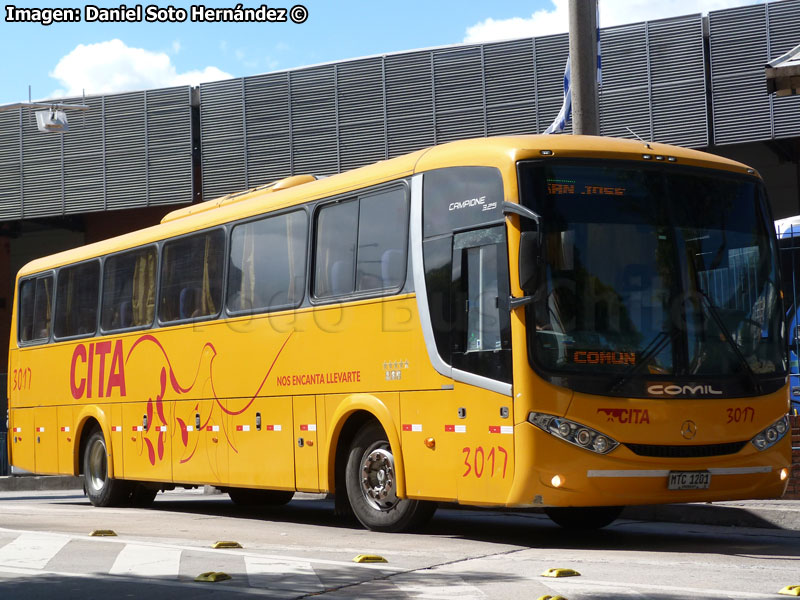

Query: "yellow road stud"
left=541, top=568, right=580, bottom=578
left=212, top=541, right=242, bottom=549
left=353, top=554, right=388, bottom=563
left=89, top=530, right=117, bottom=537
left=537, top=596, right=568, bottom=600
left=195, top=571, right=232, bottom=583
left=779, top=585, right=800, bottom=596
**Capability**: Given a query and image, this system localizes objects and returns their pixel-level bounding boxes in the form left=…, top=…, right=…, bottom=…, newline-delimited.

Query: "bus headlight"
left=528, top=412, right=619, bottom=455
left=750, top=415, right=790, bottom=451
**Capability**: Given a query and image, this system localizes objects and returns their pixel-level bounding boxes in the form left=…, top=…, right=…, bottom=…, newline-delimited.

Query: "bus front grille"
left=624, top=441, right=748, bottom=458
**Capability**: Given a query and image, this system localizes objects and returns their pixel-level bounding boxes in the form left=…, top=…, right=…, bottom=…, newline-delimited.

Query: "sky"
left=0, top=0, right=768, bottom=105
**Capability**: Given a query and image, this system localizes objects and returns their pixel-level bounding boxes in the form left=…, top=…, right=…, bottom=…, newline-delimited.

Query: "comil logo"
left=647, top=384, right=723, bottom=397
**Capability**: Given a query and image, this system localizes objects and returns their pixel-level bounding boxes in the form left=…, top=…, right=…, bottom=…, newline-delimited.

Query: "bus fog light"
left=551, top=474, right=564, bottom=488
left=750, top=415, right=790, bottom=451
left=527, top=412, right=619, bottom=455
left=781, top=468, right=789, bottom=481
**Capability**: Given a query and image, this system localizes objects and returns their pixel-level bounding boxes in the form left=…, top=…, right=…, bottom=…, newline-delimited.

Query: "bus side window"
left=314, top=200, right=358, bottom=298
left=227, top=210, right=308, bottom=314
left=101, top=247, right=156, bottom=331
left=160, top=229, right=225, bottom=323
left=18, top=276, right=54, bottom=343
left=54, top=261, right=99, bottom=338
left=356, top=187, right=408, bottom=292
left=313, top=186, right=408, bottom=301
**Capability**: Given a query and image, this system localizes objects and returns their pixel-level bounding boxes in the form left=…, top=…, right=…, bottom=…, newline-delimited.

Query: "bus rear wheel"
left=345, top=421, right=435, bottom=532
left=83, top=429, right=130, bottom=507
left=227, top=488, right=294, bottom=506
left=544, top=506, right=622, bottom=529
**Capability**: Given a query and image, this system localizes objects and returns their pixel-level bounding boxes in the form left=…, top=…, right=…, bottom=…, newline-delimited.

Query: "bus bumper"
left=506, top=421, right=791, bottom=507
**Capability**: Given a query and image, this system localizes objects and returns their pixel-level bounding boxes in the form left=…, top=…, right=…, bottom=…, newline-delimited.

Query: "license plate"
left=667, top=471, right=711, bottom=490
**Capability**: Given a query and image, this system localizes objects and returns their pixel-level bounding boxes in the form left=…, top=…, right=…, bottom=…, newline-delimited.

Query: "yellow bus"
left=7, top=135, right=792, bottom=531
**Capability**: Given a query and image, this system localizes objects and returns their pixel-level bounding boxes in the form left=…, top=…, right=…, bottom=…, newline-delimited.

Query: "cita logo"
left=647, top=384, right=723, bottom=396
left=70, top=340, right=126, bottom=400
left=448, top=195, right=485, bottom=211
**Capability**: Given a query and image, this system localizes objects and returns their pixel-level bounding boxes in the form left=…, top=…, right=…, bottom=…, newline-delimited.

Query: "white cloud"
left=172, top=40, right=181, bottom=54
left=49, top=39, right=232, bottom=98
left=464, top=0, right=765, bottom=43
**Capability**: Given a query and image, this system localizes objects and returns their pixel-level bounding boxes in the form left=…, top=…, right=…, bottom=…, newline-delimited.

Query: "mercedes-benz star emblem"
left=680, top=420, right=697, bottom=440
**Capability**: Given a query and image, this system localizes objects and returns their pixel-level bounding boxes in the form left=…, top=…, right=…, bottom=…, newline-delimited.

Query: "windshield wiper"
left=695, top=289, right=762, bottom=394
left=608, top=330, right=676, bottom=393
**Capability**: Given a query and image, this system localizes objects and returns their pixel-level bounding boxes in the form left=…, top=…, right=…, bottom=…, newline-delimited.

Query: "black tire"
left=228, top=488, right=294, bottom=506
left=83, top=429, right=130, bottom=507
left=128, top=484, right=159, bottom=508
left=345, top=421, right=436, bottom=532
left=544, top=506, right=622, bottom=529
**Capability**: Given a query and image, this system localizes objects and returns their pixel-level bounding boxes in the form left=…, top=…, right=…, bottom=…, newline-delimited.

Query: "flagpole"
left=568, top=0, right=599, bottom=135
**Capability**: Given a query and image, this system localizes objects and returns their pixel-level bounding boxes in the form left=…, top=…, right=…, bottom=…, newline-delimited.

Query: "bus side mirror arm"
left=503, top=202, right=541, bottom=232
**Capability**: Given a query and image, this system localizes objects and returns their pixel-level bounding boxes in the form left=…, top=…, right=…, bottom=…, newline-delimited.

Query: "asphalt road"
left=0, top=488, right=798, bottom=599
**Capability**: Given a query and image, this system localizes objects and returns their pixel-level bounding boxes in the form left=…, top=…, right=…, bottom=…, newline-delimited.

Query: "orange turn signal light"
left=424, top=437, right=436, bottom=449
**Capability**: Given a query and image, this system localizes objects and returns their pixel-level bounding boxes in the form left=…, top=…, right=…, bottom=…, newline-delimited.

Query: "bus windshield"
left=518, top=160, right=785, bottom=398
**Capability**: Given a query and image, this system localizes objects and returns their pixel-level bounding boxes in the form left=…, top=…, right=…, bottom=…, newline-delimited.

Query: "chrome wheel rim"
left=87, top=438, right=107, bottom=494
left=360, top=443, right=398, bottom=511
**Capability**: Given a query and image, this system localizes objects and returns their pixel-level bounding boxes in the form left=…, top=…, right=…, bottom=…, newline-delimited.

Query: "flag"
left=543, top=57, right=573, bottom=135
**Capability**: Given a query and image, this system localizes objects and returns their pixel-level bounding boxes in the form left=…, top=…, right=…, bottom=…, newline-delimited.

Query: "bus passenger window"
left=160, top=230, right=225, bottom=323
left=314, top=200, right=358, bottom=298
left=54, top=261, right=99, bottom=338
left=19, top=275, right=53, bottom=343
left=101, top=247, right=156, bottom=331
left=314, top=186, right=408, bottom=300
left=356, top=187, right=408, bottom=292
left=227, top=211, right=308, bottom=313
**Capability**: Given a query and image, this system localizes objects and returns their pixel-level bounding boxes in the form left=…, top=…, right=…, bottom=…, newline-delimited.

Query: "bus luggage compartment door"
left=226, top=396, right=295, bottom=490
left=33, top=407, right=59, bottom=475
left=293, top=395, right=319, bottom=492
left=9, top=408, right=35, bottom=473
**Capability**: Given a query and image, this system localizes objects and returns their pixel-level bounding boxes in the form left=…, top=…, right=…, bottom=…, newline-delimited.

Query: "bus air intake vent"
left=624, top=441, right=747, bottom=458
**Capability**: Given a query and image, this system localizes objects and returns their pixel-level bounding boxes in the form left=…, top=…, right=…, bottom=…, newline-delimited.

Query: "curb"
left=0, top=476, right=83, bottom=492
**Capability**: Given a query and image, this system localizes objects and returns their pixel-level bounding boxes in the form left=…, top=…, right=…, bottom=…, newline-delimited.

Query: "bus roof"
left=17, top=134, right=757, bottom=278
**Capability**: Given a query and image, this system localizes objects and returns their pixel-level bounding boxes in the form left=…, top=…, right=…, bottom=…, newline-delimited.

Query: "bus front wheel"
left=344, top=421, right=435, bottom=532
left=544, top=506, right=622, bottom=529
left=82, top=429, right=130, bottom=507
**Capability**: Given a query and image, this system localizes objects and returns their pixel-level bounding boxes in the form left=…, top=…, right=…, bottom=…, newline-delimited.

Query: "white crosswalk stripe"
left=245, top=557, right=323, bottom=593
left=0, top=532, right=71, bottom=569
left=109, top=543, right=182, bottom=578
left=391, top=573, right=486, bottom=599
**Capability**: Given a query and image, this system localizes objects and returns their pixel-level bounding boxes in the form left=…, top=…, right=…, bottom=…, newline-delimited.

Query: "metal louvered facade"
left=201, top=8, right=746, bottom=199
left=0, top=86, right=194, bottom=222
left=710, top=0, right=800, bottom=145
